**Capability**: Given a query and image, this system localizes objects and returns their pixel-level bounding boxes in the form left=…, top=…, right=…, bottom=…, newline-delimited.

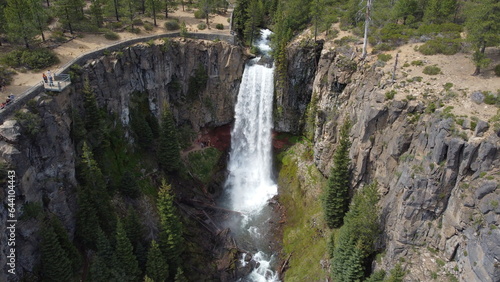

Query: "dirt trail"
left=0, top=8, right=232, bottom=101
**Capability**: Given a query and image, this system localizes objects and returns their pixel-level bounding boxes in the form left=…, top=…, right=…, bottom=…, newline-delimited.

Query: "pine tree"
left=115, top=219, right=141, bottom=281
left=424, top=0, right=457, bottom=24
left=53, top=0, right=85, bottom=34
left=243, top=0, right=263, bottom=45
left=76, top=185, right=100, bottom=249
left=147, top=0, right=161, bottom=26
left=4, top=0, right=37, bottom=48
left=130, top=110, right=154, bottom=151
left=90, top=0, right=105, bottom=27
left=146, top=240, right=169, bottom=282
left=28, top=0, right=48, bottom=41
left=386, top=263, right=406, bottom=282
left=324, top=119, right=351, bottom=229
left=174, top=267, right=188, bottom=282
left=76, top=142, right=115, bottom=246
left=82, top=79, right=101, bottom=133
left=90, top=254, right=113, bottom=282
left=157, top=180, right=183, bottom=276
left=49, top=215, right=82, bottom=273
left=90, top=227, right=118, bottom=281
left=198, top=0, right=214, bottom=26
left=465, top=0, right=500, bottom=75
left=158, top=106, right=181, bottom=173
left=40, top=224, right=73, bottom=282
left=331, top=182, right=381, bottom=281
left=119, top=171, right=141, bottom=198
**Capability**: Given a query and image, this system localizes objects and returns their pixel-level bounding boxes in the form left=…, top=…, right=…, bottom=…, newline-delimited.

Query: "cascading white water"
left=224, top=29, right=279, bottom=282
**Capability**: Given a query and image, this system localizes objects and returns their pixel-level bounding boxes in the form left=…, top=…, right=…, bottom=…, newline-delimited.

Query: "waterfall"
left=224, top=29, right=279, bottom=282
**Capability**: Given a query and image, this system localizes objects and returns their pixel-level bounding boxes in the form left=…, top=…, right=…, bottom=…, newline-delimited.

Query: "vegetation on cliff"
left=324, top=119, right=351, bottom=229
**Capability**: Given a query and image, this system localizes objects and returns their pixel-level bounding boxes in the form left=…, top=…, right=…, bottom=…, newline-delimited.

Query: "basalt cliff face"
left=0, top=38, right=247, bottom=280
left=277, top=40, right=499, bottom=281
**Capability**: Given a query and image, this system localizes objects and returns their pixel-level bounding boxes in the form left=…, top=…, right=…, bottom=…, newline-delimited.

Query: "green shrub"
left=15, top=110, right=41, bottom=138
left=215, top=23, right=224, bottom=30
left=417, top=23, right=463, bottom=36
left=186, top=147, right=222, bottom=184
left=423, top=65, right=441, bottom=75
left=194, top=10, right=206, bottom=19
left=0, top=66, right=15, bottom=87
left=197, top=23, right=207, bottom=30
left=180, top=21, right=188, bottom=37
left=144, top=22, right=154, bottom=31
left=104, top=31, right=120, bottom=40
left=20, top=202, right=43, bottom=220
left=444, top=82, right=453, bottom=91
left=51, top=31, right=67, bottom=43
left=373, top=43, right=394, bottom=52
left=334, top=36, right=357, bottom=46
left=385, top=90, right=396, bottom=100
left=1, top=49, right=59, bottom=71
left=378, top=23, right=411, bottom=46
left=411, top=60, right=425, bottom=66
left=250, top=46, right=261, bottom=55
left=107, top=21, right=123, bottom=29
left=418, top=38, right=461, bottom=55
left=377, top=53, right=392, bottom=62
left=126, top=26, right=141, bottom=34
left=164, top=20, right=180, bottom=30
left=426, top=102, right=437, bottom=113
left=133, top=18, right=143, bottom=26
left=494, top=64, right=500, bottom=77
left=483, top=92, right=499, bottom=105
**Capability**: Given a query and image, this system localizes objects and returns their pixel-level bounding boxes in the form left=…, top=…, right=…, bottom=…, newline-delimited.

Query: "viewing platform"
left=43, top=74, right=71, bottom=92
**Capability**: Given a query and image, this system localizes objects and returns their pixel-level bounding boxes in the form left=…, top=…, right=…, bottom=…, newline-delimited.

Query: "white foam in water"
left=225, top=29, right=279, bottom=281
left=255, top=29, right=273, bottom=56
left=247, top=252, right=279, bottom=282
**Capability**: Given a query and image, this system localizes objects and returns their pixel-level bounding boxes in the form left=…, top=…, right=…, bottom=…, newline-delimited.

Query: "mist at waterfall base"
left=220, top=29, right=279, bottom=282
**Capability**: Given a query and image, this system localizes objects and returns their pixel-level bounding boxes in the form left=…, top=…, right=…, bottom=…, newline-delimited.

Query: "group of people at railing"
left=0, top=94, right=15, bottom=110
left=42, top=70, right=55, bottom=86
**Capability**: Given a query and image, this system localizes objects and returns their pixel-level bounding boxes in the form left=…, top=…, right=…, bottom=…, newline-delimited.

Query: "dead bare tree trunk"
left=392, top=53, right=399, bottom=81
left=361, top=0, right=373, bottom=59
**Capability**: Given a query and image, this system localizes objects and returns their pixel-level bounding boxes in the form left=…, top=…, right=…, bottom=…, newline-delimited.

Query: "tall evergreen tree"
left=232, top=0, right=249, bottom=37
left=146, top=240, right=169, bottom=282
left=197, top=0, right=214, bottom=26
left=90, top=254, right=113, bottom=282
left=90, top=0, right=105, bottom=27
left=424, top=0, right=457, bottom=24
left=157, top=180, right=183, bottom=277
left=465, top=0, right=500, bottom=75
left=76, top=142, right=115, bottom=243
left=115, top=219, right=141, bottom=281
left=4, top=0, right=36, bottom=48
left=54, top=0, right=85, bottom=34
left=39, top=224, right=73, bottom=281
left=324, top=119, right=351, bottom=229
left=28, top=0, right=48, bottom=41
left=158, top=106, right=181, bottom=173
left=49, top=215, right=82, bottom=273
left=243, top=0, right=263, bottom=45
left=147, top=0, right=161, bottom=25
left=75, top=185, right=100, bottom=249
left=163, top=0, right=175, bottom=18
left=90, top=227, right=118, bottom=281
left=174, top=267, right=188, bottom=282
left=331, top=182, right=381, bottom=281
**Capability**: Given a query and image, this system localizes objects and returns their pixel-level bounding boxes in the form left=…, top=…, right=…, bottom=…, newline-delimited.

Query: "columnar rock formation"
left=0, top=39, right=247, bottom=280
left=275, top=40, right=499, bottom=281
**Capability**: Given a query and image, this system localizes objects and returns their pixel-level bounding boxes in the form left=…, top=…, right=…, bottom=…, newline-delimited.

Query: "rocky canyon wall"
left=278, top=41, right=499, bottom=281
left=0, top=38, right=247, bottom=280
